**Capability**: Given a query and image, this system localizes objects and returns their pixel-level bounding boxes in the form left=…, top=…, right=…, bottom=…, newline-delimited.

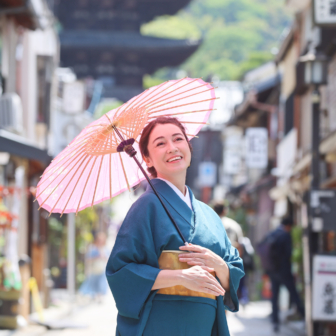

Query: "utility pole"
left=310, top=87, right=321, bottom=336
left=299, top=51, right=329, bottom=336
left=67, top=213, right=76, bottom=298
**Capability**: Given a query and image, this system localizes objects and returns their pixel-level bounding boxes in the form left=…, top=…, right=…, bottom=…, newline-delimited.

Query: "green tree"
left=141, top=0, right=291, bottom=81
left=94, top=99, right=123, bottom=120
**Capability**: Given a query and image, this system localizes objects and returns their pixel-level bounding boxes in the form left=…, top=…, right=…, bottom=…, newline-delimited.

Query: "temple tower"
left=55, top=0, right=200, bottom=101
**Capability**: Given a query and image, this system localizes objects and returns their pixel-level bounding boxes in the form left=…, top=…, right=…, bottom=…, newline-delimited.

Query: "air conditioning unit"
left=0, top=93, right=24, bottom=135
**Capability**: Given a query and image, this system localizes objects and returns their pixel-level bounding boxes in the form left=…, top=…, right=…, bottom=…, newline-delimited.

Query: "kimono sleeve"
left=223, top=234, right=245, bottom=312
left=106, top=195, right=161, bottom=320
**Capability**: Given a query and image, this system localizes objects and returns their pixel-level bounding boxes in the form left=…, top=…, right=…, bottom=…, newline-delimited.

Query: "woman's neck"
left=157, top=173, right=186, bottom=195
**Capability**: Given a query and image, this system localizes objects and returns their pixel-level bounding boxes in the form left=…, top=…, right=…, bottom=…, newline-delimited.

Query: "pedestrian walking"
left=79, top=232, right=109, bottom=302
left=213, top=202, right=243, bottom=252
left=213, top=203, right=252, bottom=305
left=237, top=236, right=254, bottom=305
left=258, top=218, right=305, bottom=332
left=106, top=117, right=244, bottom=336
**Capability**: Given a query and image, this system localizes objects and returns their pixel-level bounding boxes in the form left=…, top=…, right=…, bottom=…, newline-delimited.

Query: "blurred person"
left=238, top=237, right=255, bottom=305
left=54, top=257, right=67, bottom=289
left=213, top=203, right=252, bottom=305
left=263, top=217, right=305, bottom=332
left=79, top=232, right=109, bottom=302
left=106, top=117, right=244, bottom=336
left=213, top=202, right=243, bottom=252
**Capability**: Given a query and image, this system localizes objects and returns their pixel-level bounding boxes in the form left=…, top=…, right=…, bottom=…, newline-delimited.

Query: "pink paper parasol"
left=36, top=78, right=216, bottom=219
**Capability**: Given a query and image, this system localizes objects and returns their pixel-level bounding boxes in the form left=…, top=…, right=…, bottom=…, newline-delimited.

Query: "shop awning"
left=0, top=129, right=51, bottom=164
left=0, top=0, right=48, bottom=30
left=228, top=74, right=280, bottom=127
left=320, top=130, right=336, bottom=155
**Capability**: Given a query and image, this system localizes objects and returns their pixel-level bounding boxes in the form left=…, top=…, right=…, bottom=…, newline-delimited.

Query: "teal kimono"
left=106, top=179, right=244, bottom=336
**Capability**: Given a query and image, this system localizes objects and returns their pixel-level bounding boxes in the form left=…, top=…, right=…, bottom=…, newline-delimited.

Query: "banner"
left=245, top=127, right=268, bottom=169
left=312, top=255, right=336, bottom=321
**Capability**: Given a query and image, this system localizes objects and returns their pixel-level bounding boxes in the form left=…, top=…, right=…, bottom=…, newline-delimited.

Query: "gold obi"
left=157, top=250, right=216, bottom=300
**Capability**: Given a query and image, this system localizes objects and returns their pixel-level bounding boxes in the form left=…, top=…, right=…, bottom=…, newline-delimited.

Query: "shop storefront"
left=0, top=130, right=51, bottom=327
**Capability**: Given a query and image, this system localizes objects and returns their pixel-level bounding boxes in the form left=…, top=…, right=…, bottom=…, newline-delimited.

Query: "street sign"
left=310, top=190, right=336, bottom=232
left=277, top=128, right=297, bottom=182
left=245, top=127, right=268, bottom=169
left=224, top=127, right=243, bottom=174
left=314, top=0, right=336, bottom=26
left=312, top=255, right=336, bottom=321
left=198, top=162, right=217, bottom=187
left=62, top=81, right=85, bottom=114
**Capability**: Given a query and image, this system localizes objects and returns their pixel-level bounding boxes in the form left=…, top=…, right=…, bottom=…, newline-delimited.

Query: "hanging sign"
left=245, top=127, right=268, bottom=169
left=314, top=0, right=336, bottom=26
left=310, top=190, right=336, bottom=232
left=198, top=162, right=217, bottom=187
left=312, top=255, right=336, bottom=321
left=62, top=81, right=85, bottom=114
left=224, top=127, right=243, bottom=174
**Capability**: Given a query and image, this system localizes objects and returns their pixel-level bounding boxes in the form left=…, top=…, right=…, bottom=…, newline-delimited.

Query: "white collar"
left=157, top=178, right=192, bottom=210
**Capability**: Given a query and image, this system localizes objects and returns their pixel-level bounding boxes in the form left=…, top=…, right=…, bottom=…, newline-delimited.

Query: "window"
left=284, top=92, right=294, bottom=135
left=36, top=56, right=53, bottom=126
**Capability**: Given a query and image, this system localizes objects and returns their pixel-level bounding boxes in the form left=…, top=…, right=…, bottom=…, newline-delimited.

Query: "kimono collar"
left=147, top=179, right=194, bottom=225
left=156, top=178, right=192, bottom=210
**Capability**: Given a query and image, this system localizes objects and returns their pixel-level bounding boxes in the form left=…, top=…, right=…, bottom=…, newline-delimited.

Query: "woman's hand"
left=180, top=266, right=225, bottom=297
left=179, top=244, right=230, bottom=291
left=179, top=244, right=225, bottom=273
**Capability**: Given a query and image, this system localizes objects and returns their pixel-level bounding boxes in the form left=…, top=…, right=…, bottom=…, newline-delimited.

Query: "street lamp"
left=300, top=53, right=328, bottom=86
left=299, top=52, right=328, bottom=194
left=299, top=52, right=328, bottom=336
left=299, top=53, right=328, bottom=189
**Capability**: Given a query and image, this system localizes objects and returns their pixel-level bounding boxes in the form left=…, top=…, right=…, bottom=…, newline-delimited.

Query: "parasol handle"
left=113, top=127, right=188, bottom=244
left=132, top=155, right=188, bottom=245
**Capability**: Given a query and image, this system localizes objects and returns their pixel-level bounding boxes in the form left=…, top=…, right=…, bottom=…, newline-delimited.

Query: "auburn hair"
left=139, top=117, right=193, bottom=178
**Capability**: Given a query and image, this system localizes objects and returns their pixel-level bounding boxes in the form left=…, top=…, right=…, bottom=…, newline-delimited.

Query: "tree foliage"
left=141, top=0, right=291, bottom=81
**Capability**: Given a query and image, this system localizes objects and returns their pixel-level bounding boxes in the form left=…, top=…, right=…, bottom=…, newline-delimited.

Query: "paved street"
left=0, top=297, right=305, bottom=336
left=227, top=301, right=306, bottom=336
left=0, top=294, right=117, bottom=336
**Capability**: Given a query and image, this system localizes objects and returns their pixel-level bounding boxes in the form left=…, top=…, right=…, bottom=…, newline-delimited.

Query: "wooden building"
left=54, top=0, right=200, bottom=101
left=0, top=0, right=58, bottom=323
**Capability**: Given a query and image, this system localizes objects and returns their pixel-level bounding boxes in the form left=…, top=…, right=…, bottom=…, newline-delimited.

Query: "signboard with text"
left=312, top=255, right=336, bottom=321
left=314, top=0, right=336, bottom=26
left=310, top=190, right=336, bottom=232
left=198, top=162, right=217, bottom=187
left=62, top=81, right=85, bottom=114
left=277, top=128, right=297, bottom=182
left=245, top=128, right=268, bottom=169
left=224, top=127, right=243, bottom=174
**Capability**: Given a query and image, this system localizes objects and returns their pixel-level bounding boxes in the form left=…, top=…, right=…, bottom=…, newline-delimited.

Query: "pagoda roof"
left=137, top=0, right=192, bottom=22
left=102, top=85, right=144, bottom=102
left=59, top=30, right=200, bottom=80
left=60, top=30, right=199, bottom=53
left=55, top=0, right=193, bottom=26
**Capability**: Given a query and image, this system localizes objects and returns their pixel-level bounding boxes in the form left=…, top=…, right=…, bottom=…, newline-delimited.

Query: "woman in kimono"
left=106, top=116, right=244, bottom=336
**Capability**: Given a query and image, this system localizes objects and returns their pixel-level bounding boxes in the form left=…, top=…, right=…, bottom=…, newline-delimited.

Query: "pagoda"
left=54, top=0, right=200, bottom=101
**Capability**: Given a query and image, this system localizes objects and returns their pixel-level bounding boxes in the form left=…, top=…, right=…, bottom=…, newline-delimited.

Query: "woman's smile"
left=144, top=123, right=191, bottom=179
left=167, top=155, right=183, bottom=163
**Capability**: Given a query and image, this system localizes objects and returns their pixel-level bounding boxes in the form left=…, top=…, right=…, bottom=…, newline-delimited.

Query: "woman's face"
left=144, top=123, right=191, bottom=178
